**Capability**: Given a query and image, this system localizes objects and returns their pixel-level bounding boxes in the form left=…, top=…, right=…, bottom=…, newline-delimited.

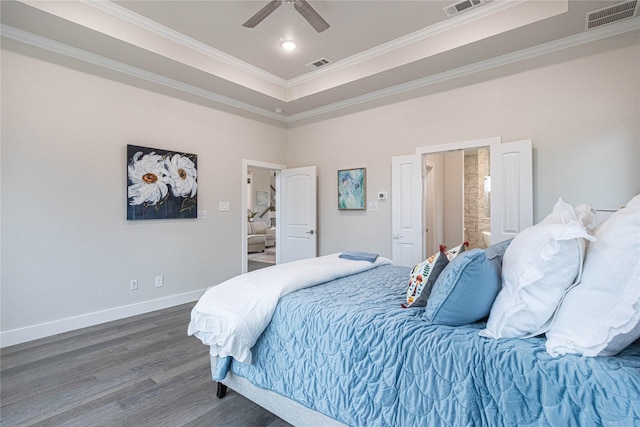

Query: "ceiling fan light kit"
left=243, top=0, right=330, bottom=33
left=280, top=39, right=298, bottom=51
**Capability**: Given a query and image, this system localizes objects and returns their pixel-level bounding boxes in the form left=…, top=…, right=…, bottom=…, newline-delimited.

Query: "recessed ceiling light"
left=280, top=40, right=297, bottom=51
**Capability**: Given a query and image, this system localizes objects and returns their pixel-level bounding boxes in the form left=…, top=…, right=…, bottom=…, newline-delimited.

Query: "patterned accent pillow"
left=444, top=242, right=467, bottom=260
left=403, top=242, right=467, bottom=308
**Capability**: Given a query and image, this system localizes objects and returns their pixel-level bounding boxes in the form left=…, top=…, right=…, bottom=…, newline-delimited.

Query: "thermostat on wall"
left=377, top=192, right=387, bottom=201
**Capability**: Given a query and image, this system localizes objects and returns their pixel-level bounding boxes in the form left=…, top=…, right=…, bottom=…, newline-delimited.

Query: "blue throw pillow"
left=424, top=239, right=511, bottom=326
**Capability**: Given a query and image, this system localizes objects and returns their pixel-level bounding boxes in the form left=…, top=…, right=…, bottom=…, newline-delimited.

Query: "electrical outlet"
left=154, top=275, right=163, bottom=288
left=130, top=280, right=138, bottom=291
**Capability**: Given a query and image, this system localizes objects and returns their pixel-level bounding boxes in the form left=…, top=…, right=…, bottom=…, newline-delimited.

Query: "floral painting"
left=338, top=167, right=366, bottom=210
left=127, top=145, right=197, bottom=220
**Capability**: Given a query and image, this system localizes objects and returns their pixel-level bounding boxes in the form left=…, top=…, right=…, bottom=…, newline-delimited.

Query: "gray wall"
left=1, top=49, right=287, bottom=341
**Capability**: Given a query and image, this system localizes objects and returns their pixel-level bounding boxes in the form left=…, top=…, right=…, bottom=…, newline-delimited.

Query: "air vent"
left=443, top=0, right=485, bottom=18
left=306, top=58, right=331, bottom=70
left=586, top=0, right=638, bottom=30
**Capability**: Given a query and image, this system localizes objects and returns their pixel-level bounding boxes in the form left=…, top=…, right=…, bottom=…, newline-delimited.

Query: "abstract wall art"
left=338, top=167, right=366, bottom=210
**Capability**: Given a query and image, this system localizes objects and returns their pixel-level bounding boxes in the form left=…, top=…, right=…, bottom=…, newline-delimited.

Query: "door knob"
left=305, top=230, right=315, bottom=235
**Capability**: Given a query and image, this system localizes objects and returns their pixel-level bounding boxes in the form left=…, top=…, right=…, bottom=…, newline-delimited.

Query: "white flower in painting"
left=128, top=151, right=170, bottom=206
left=166, top=153, right=197, bottom=198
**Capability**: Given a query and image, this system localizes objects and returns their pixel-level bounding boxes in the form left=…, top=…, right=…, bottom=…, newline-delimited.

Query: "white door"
left=391, top=155, right=423, bottom=267
left=490, top=139, right=533, bottom=244
left=278, top=166, right=317, bottom=264
left=392, top=139, right=533, bottom=264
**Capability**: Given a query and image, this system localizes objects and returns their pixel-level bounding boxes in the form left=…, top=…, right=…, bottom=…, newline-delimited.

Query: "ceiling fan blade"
left=242, top=0, right=282, bottom=28
left=293, top=0, right=330, bottom=33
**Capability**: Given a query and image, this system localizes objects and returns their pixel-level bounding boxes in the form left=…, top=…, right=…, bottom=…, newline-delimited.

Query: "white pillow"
left=480, top=198, right=595, bottom=339
left=546, top=194, right=640, bottom=357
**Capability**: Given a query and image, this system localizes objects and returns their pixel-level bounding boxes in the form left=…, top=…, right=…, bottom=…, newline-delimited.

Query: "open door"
left=393, top=138, right=533, bottom=265
left=490, top=139, right=533, bottom=244
left=391, top=154, right=423, bottom=267
left=278, top=166, right=317, bottom=264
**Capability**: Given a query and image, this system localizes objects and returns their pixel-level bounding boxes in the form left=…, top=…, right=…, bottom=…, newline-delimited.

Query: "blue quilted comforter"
left=229, top=264, right=640, bottom=427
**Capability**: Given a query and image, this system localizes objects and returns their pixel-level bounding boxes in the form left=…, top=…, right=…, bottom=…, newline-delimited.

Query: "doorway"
left=242, top=159, right=285, bottom=273
left=392, top=137, right=533, bottom=266
left=424, top=147, right=491, bottom=253
left=247, top=167, right=277, bottom=271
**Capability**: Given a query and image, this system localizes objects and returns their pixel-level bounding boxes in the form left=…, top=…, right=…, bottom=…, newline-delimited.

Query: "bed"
left=188, top=197, right=640, bottom=427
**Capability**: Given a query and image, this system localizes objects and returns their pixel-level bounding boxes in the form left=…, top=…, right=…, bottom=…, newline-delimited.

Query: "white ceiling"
left=2, top=1, right=639, bottom=126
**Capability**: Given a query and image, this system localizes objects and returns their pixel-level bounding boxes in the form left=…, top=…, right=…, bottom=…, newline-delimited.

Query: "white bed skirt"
left=211, top=355, right=347, bottom=427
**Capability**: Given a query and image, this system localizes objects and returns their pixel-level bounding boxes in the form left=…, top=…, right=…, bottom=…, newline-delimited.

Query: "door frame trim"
left=409, top=137, right=501, bottom=261
left=415, top=136, right=501, bottom=155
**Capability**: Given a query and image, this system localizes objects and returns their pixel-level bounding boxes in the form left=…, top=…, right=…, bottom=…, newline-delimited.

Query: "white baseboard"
left=0, top=289, right=206, bottom=348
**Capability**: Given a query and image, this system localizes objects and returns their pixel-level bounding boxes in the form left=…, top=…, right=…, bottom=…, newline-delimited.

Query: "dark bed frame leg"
left=216, top=382, right=228, bottom=399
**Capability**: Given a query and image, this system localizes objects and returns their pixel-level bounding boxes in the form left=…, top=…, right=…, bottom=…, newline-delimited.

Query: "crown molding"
left=285, top=18, right=640, bottom=124
left=84, top=0, right=289, bottom=88
left=84, top=0, right=526, bottom=91
left=287, top=0, right=525, bottom=87
left=0, top=24, right=287, bottom=123
left=3, top=16, right=638, bottom=126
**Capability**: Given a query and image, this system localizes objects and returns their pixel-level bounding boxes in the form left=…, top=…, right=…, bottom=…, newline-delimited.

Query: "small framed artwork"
left=338, top=167, right=366, bottom=210
left=256, top=191, right=269, bottom=206
left=127, top=144, right=198, bottom=220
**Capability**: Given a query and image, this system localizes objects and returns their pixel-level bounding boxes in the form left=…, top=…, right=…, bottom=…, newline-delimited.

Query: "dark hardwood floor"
left=0, top=303, right=292, bottom=427
left=248, top=260, right=274, bottom=272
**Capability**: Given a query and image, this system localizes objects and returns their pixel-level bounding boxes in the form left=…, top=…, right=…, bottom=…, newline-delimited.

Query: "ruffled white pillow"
left=546, top=194, right=640, bottom=356
left=480, top=198, right=595, bottom=339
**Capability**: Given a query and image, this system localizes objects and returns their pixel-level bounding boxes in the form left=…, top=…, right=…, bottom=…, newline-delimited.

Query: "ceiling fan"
left=242, top=0, right=330, bottom=33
